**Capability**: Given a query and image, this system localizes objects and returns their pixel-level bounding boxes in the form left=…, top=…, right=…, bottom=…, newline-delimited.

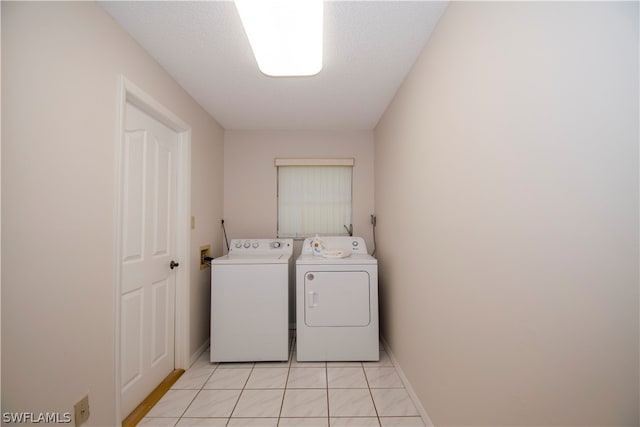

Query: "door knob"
left=170, top=260, right=180, bottom=270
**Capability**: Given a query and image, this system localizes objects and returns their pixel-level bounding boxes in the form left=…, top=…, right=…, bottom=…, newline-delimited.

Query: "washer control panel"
left=229, top=239, right=293, bottom=254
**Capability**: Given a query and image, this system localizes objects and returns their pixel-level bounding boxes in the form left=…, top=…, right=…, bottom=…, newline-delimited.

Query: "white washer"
left=211, top=239, right=293, bottom=362
left=296, top=236, right=379, bottom=361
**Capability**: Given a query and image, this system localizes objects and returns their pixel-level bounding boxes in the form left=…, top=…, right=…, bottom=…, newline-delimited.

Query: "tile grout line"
left=184, top=360, right=218, bottom=425
left=174, top=363, right=217, bottom=424
left=325, top=361, right=330, bottom=426
left=226, top=363, right=256, bottom=425
left=362, top=362, right=382, bottom=427
left=276, top=334, right=295, bottom=425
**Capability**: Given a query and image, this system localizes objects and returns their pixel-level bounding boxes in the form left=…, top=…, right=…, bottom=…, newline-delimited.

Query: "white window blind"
left=277, top=163, right=353, bottom=238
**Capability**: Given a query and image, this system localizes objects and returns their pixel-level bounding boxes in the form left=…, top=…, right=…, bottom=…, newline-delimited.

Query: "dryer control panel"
left=300, top=236, right=368, bottom=256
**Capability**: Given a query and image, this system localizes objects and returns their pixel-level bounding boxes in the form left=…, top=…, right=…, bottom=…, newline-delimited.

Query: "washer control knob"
left=252, top=242, right=259, bottom=248
left=244, top=241, right=251, bottom=248
left=352, top=240, right=359, bottom=247
left=273, top=241, right=281, bottom=248
left=234, top=242, right=242, bottom=249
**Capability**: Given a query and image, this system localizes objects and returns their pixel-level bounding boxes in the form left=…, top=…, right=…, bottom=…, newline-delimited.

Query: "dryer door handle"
left=307, top=291, right=319, bottom=308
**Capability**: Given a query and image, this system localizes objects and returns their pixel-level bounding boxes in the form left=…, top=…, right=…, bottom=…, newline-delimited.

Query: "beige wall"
left=224, top=130, right=375, bottom=324
left=224, top=130, right=375, bottom=247
left=375, top=2, right=639, bottom=425
left=1, top=2, right=224, bottom=425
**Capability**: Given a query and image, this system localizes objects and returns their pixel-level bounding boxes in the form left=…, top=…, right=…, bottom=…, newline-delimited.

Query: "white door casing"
left=115, top=76, right=191, bottom=422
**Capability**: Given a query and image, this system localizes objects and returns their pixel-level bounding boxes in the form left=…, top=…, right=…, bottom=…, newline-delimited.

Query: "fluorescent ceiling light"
left=234, top=0, right=324, bottom=77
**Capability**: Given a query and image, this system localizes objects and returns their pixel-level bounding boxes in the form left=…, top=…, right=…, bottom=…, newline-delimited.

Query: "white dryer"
left=211, top=239, right=293, bottom=362
left=296, top=236, right=379, bottom=361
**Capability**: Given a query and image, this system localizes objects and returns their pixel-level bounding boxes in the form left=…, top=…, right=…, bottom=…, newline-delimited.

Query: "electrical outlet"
left=74, top=395, right=90, bottom=426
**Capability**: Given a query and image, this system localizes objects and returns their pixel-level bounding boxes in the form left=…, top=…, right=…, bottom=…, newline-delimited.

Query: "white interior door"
left=120, top=102, right=179, bottom=418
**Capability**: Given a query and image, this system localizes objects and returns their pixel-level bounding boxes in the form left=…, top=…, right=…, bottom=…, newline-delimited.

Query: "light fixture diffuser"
left=234, top=0, right=324, bottom=77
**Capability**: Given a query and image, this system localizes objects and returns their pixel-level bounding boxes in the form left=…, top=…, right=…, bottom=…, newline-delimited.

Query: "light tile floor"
left=139, top=334, right=425, bottom=427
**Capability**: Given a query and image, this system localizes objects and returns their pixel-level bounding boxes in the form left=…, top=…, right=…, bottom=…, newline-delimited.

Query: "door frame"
left=113, top=75, right=192, bottom=423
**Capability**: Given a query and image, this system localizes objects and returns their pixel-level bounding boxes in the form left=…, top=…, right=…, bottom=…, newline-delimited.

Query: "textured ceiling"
left=100, top=1, right=447, bottom=130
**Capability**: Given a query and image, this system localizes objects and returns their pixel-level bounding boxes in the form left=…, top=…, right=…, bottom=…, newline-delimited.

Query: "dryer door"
left=304, top=271, right=370, bottom=327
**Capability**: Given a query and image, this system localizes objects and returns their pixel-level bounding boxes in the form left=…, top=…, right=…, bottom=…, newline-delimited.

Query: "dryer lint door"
left=304, top=271, right=371, bottom=327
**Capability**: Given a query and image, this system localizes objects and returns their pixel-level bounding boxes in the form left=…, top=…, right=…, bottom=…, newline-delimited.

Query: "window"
left=276, top=158, right=353, bottom=238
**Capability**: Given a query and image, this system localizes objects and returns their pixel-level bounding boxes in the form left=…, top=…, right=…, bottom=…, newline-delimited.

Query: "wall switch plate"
left=74, top=395, right=90, bottom=426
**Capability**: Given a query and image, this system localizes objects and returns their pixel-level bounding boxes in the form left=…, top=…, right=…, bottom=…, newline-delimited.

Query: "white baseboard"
left=189, top=338, right=210, bottom=368
left=380, top=336, right=434, bottom=427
